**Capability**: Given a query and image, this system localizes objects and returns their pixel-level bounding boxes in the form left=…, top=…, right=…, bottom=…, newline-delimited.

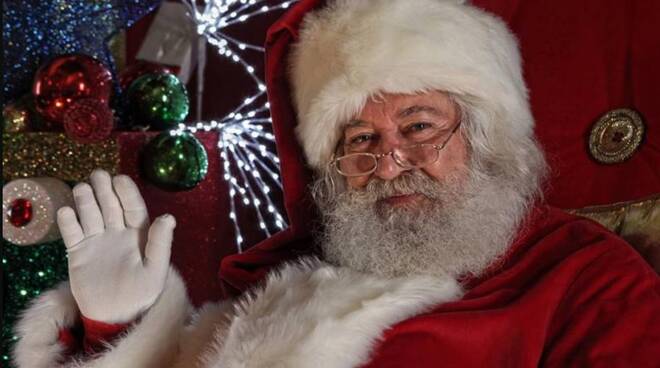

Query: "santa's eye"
left=407, top=122, right=433, bottom=132
left=347, top=133, right=374, bottom=146
left=403, top=122, right=440, bottom=141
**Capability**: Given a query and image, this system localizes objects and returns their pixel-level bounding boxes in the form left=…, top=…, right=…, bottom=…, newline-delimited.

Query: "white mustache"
left=348, top=170, right=462, bottom=203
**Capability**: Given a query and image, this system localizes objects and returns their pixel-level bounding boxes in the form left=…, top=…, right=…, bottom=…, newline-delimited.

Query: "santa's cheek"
left=425, top=142, right=470, bottom=180
left=347, top=175, right=371, bottom=189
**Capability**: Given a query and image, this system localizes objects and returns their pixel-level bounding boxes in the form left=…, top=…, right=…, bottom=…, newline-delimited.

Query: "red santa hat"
left=289, top=0, right=534, bottom=171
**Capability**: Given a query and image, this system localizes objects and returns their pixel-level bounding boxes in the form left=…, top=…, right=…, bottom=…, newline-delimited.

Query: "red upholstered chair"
left=470, top=0, right=660, bottom=272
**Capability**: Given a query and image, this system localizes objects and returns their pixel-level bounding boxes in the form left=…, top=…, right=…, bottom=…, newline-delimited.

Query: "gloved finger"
left=90, top=169, right=125, bottom=229
left=56, top=206, right=84, bottom=248
left=73, top=183, right=104, bottom=236
left=144, top=214, right=175, bottom=273
left=113, top=175, right=149, bottom=230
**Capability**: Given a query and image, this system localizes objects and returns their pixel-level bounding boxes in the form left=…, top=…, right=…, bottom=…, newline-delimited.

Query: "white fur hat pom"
left=288, top=0, right=532, bottom=170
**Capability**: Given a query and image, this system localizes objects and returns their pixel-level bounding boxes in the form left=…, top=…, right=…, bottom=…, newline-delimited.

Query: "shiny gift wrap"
left=2, top=133, right=119, bottom=182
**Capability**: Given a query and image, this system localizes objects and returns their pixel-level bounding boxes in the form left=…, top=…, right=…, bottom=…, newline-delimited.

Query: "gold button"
left=588, top=108, right=645, bottom=164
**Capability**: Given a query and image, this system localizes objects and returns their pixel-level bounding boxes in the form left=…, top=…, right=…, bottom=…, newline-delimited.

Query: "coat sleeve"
left=12, top=267, right=192, bottom=368
left=542, top=242, right=660, bottom=368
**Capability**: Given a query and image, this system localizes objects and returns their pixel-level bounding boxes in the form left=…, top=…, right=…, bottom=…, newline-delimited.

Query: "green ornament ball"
left=142, top=132, right=208, bottom=191
left=127, top=73, right=189, bottom=130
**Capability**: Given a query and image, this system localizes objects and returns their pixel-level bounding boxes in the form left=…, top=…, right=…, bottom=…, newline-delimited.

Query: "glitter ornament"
left=8, top=198, right=33, bottom=227
left=2, top=178, right=74, bottom=246
left=63, top=98, right=114, bottom=144
left=3, top=97, right=32, bottom=133
left=142, top=132, right=208, bottom=190
left=127, top=73, right=189, bottom=130
left=119, top=61, right=173, bottom=90
left=3, top=94, right=54, bottom=132
left=32, top=54, right=113, bottom=124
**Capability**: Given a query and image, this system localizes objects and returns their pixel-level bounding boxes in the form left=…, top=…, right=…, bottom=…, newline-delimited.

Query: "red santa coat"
left=12, top=0, right=660, bottom=367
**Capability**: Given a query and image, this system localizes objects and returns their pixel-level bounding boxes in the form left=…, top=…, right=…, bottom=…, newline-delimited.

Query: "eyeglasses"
left=331, top=122, right=461, bottom=177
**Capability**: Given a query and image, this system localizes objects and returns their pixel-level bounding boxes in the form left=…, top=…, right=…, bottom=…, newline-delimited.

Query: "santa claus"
left=13, top=0, right=660, bottom=367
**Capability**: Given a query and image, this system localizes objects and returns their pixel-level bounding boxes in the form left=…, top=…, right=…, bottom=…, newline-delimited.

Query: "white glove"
left=56, top=169, right=176, bottom=324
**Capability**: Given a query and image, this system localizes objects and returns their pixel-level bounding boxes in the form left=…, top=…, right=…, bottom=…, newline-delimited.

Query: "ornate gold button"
left=588, top=108, right=644, bottom=164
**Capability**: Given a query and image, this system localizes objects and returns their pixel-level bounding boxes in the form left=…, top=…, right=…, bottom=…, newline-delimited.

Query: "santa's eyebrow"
left=345, top=120, right=368, bottom=129
left=344, top=105, right=446, bottom=129
left=396, top=105, right=446, bottom=119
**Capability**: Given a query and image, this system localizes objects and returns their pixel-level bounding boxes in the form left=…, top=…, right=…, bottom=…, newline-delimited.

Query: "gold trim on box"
left=2, top=133, right=119, bottom=182
left=588, top=108, right=644, bottom=164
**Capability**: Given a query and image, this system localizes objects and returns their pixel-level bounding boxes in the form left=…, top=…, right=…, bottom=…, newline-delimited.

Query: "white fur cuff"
left=12, top=267, right=191, bottom=368
left=12, top=281, right=79, bottom=368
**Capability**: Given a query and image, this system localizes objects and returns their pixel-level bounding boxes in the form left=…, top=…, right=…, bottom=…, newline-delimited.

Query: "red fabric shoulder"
left=363, top=206, right=659, bottom=367
left=541, top=232, right=660, bottom=366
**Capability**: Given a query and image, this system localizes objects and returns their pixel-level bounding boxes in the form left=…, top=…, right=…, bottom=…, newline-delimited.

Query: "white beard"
left=313, top=165, right=533, bottom=280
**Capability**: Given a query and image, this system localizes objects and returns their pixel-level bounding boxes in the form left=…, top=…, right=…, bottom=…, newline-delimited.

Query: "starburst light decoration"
left=175, top=0, right=295, bottom=252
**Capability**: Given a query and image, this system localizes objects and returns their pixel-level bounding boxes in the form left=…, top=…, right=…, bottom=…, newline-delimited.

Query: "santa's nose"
left=373, top=152, right=406, bottom=181
left=373, top=133, right=411, bottom=181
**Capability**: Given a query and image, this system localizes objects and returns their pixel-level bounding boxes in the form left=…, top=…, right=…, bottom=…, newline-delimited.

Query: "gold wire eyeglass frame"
left=330, top=121, right=462, bottom=177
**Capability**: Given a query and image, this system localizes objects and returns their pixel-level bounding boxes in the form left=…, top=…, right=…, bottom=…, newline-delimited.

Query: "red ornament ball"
left=8, top=198, right=33, bottom=227
left=63, top=98, right=114, bottom=143
left=119, top=61, right=174, bottom=90
left=32, top=54, right=113, bottom=124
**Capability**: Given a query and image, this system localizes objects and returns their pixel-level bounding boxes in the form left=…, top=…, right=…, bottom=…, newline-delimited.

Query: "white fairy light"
left=176, top=0, right=295, bottom=252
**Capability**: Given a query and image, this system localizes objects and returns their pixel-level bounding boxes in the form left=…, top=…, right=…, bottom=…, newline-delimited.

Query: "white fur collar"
left=13, top=260, right=461, bottom=368
left=201, top=258, right=463, bottom=368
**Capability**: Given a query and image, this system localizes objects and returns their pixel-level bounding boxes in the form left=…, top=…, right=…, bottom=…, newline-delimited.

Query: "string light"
left=177, top=0, right=295, bottom=252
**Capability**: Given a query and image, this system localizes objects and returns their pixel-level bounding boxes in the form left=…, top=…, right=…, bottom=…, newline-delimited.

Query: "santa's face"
left=340, top=91, right=470, bottom=214
left=314, top=91, right=533, bottom=280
